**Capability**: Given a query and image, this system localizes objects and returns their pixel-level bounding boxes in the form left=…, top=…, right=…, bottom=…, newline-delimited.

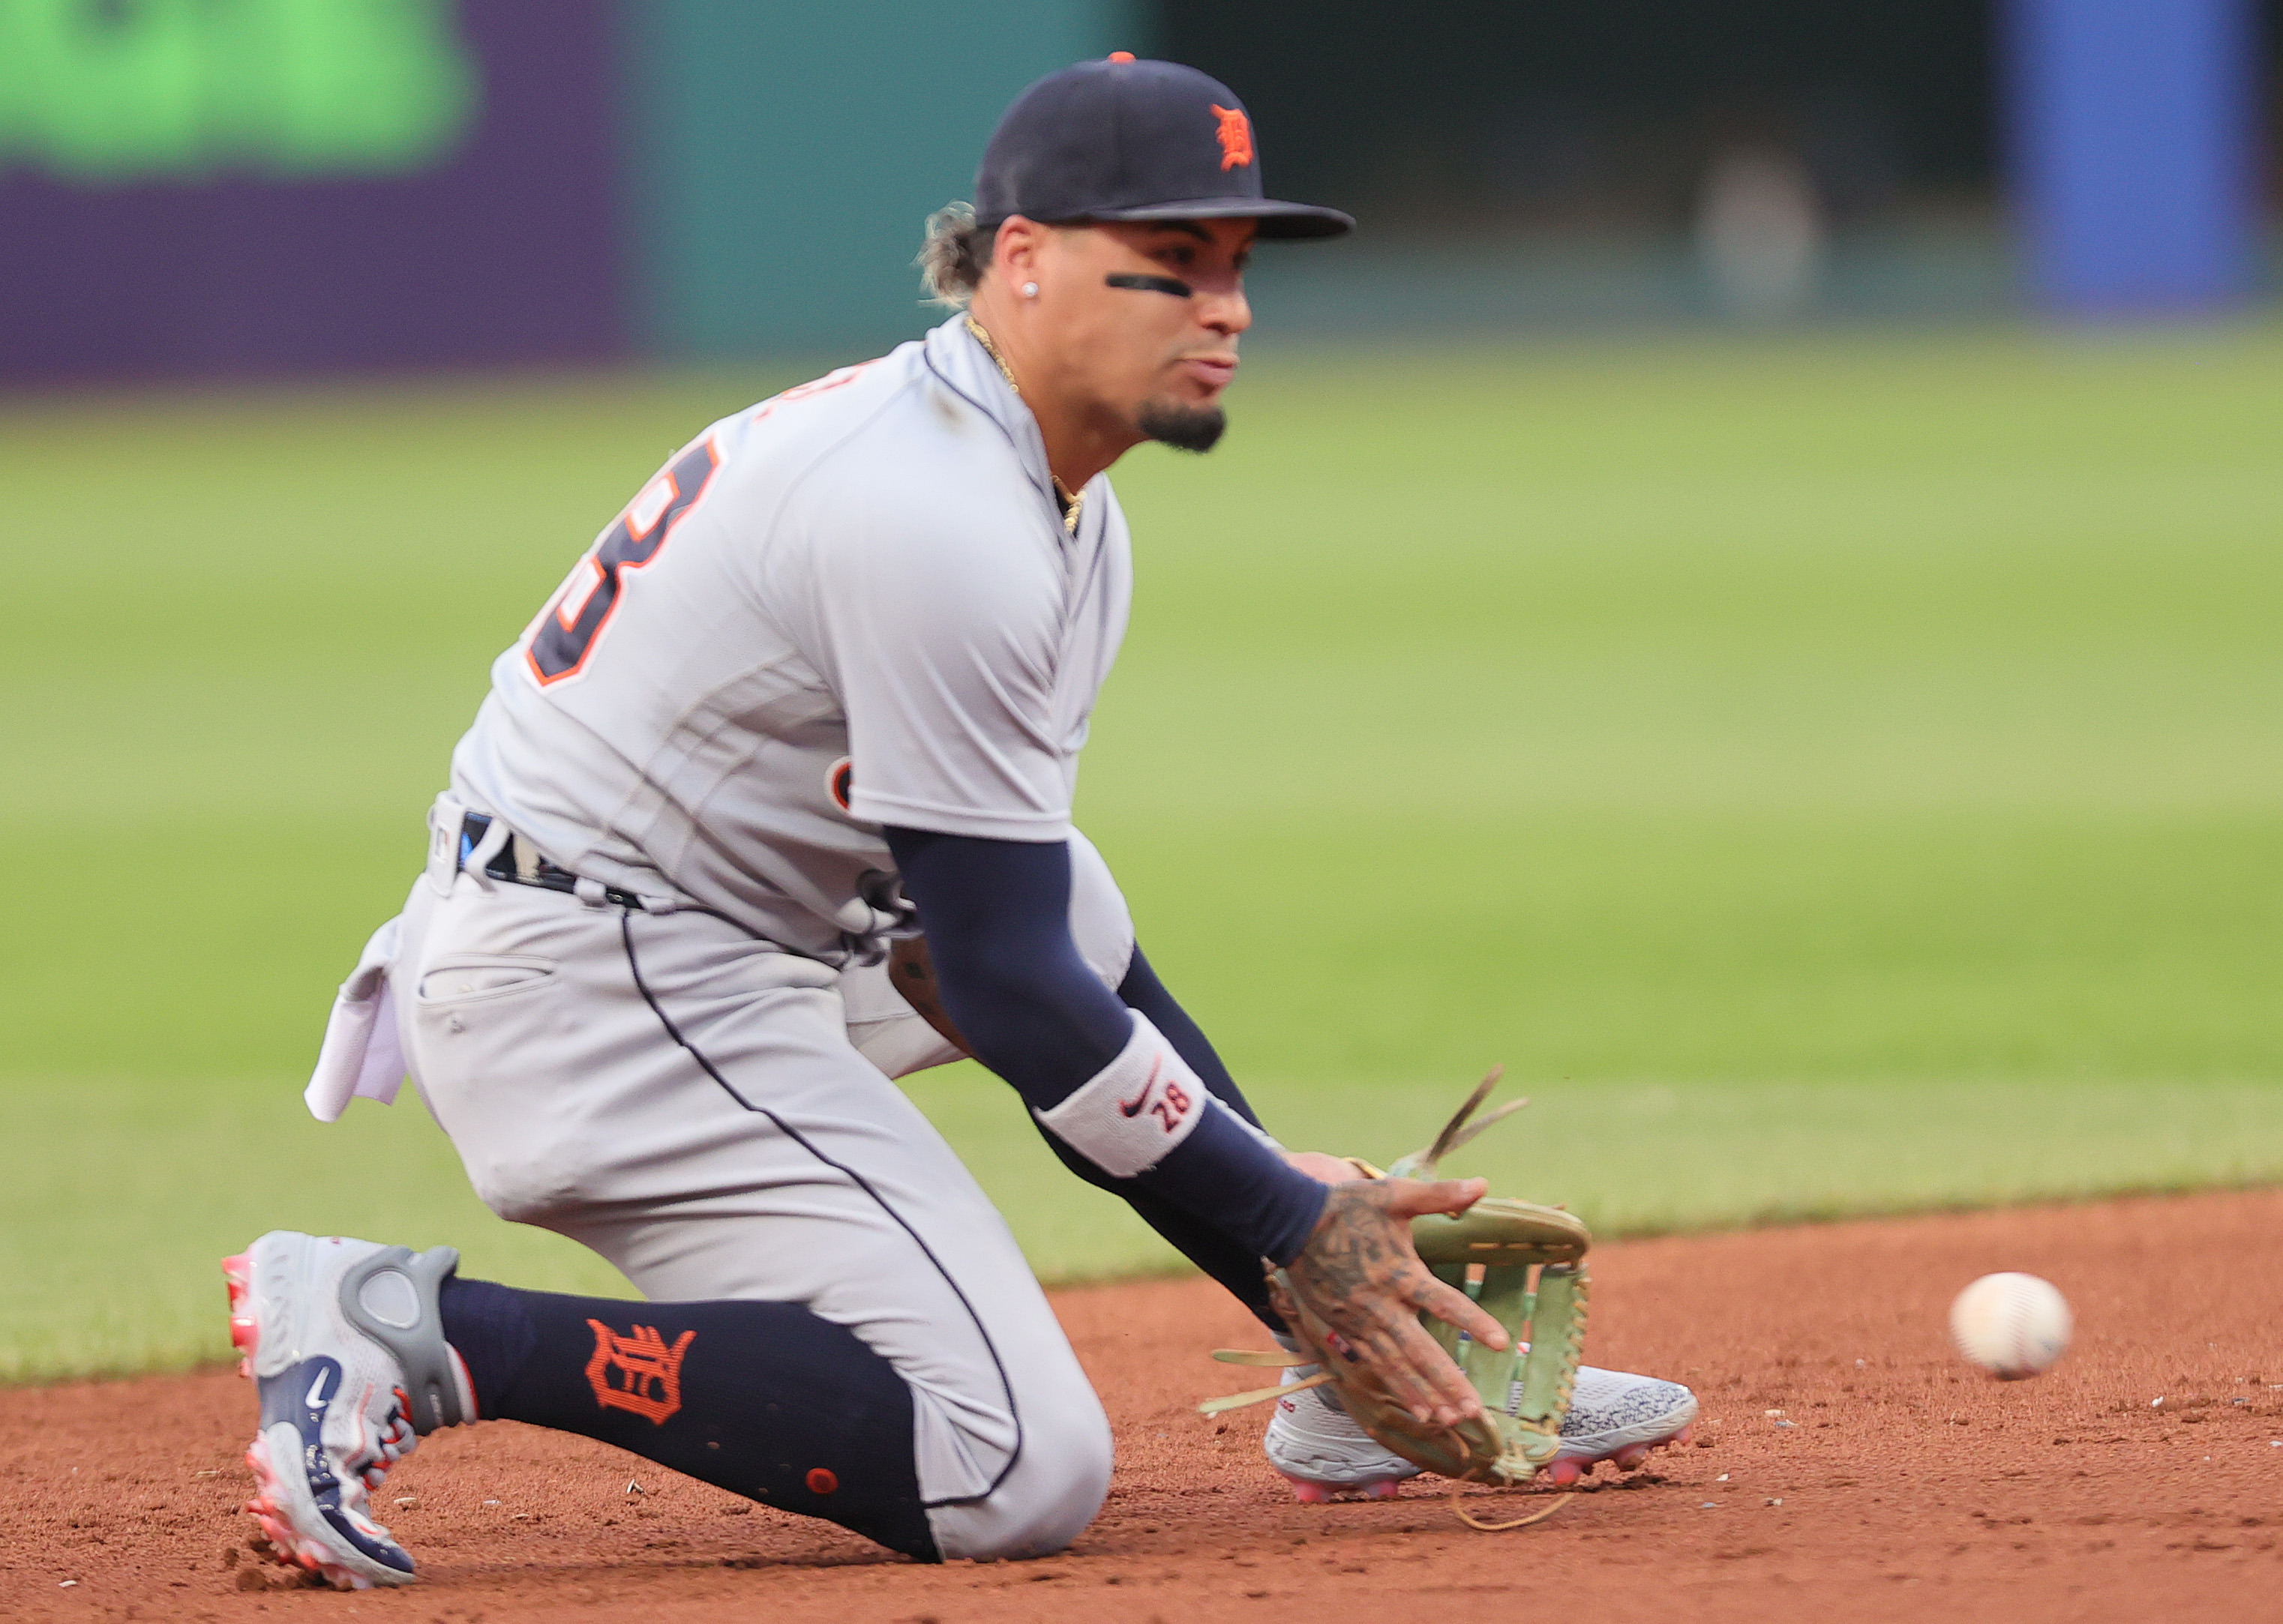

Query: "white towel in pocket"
left=304, top=915, right=406, bottom=1122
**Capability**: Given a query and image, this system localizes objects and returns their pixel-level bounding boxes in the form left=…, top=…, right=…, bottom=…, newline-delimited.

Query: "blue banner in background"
left=2004, top=0, right=2262, bottom=315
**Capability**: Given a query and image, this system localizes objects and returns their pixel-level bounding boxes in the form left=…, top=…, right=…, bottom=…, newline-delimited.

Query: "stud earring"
left=1021, top=281, right=1040, bottom=298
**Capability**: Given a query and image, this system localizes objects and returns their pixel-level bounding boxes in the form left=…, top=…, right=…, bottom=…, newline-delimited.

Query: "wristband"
left=1032, top=1009, right=1205, bottom=1177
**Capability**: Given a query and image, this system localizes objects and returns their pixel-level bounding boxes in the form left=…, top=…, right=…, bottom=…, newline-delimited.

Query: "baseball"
left=1948, top=1272, right=2072, bottom=1380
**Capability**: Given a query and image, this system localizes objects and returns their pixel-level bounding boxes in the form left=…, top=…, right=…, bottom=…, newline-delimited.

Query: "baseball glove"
left=1203, top=1070, right=1590, bottom=1493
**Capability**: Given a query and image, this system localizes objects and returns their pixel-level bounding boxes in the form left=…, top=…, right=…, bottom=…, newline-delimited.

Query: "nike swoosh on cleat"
left=305, top=1367, right=334, bottom=1410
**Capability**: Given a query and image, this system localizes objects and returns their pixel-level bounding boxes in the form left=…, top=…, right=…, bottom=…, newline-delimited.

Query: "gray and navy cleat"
left=222, top=1232, right=474, bottom=1589
left=1265, top=1359, right=1696, bottom=1500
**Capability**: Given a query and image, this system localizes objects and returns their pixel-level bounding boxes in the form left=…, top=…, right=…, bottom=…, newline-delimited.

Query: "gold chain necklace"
left=966, top=316, right=1083, bottom=535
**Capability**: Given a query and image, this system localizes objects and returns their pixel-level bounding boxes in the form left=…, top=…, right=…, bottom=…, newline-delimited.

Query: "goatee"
left=1136, top=398, right=1227, bottom=454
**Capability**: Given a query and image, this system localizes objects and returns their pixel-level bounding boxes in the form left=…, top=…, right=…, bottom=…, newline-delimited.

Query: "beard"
left=1136, top=396, right=1227, bottom=454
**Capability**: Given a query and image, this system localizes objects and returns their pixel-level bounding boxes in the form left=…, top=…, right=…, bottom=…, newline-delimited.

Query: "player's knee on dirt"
left=926, top=1377, right=1113, bottom=1562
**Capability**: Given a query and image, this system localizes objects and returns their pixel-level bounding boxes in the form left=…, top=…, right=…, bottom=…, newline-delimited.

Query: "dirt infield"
left=5, top=1189, right=2280, bottom=1623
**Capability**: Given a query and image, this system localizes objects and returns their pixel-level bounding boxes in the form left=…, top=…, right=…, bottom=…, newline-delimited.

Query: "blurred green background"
left=3, top=326, right=2279, bottom=1379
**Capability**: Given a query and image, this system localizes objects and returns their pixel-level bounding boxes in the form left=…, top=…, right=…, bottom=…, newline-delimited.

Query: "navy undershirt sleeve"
left=884, top=828, right=1325, bottom=1266
left=880, top=828, right=1129, bottom=1095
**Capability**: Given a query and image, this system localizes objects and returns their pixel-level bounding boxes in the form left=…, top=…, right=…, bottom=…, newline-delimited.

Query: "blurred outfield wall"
left=0, top=0, right=1130, bottom=379
left=0, top=0, right=2271, bottom=382
left=620, top=0, right=1127, bottom=356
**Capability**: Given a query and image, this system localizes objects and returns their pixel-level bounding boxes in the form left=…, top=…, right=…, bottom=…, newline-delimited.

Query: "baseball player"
left=228, top=58, right=1694, bottom=1589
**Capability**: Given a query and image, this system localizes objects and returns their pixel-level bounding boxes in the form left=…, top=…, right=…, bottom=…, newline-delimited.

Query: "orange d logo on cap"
left=1210, top=104, right=1254, bottom=169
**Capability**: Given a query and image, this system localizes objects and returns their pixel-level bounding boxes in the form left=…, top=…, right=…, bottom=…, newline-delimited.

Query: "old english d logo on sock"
left=584, top=1320, right=696, bottom=1425
left=1210, top=104, right=1253, bottom=169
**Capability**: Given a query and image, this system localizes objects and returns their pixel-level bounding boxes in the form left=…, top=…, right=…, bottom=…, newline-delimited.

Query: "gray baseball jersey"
left=451, top=315, right=1132, bottom=962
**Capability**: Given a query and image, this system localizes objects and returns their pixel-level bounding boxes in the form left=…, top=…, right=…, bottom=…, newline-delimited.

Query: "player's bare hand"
left=1282, top=1176, right=1508, bottom=1428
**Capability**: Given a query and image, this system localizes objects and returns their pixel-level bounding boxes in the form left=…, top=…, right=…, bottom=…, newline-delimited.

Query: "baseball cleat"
left=1265, top=1360, right=1696, bottom=1500
left=1538, top=1365, right=1698, bottom=1488
left=223, top=1232, right=473, bottom=1590
left=1264, top=1366, right=1419, bottom=1500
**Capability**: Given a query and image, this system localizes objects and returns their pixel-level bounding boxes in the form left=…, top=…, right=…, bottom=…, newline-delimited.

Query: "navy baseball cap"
left=974, top=55, right=1353, bottom=241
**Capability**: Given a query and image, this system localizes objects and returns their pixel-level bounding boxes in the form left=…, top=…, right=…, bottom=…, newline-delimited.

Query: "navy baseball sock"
left=436, top=1275, right=936, bottom=1560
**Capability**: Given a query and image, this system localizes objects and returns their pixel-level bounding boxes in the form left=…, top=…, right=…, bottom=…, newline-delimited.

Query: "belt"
left=458, top=811, right=652, bottom=910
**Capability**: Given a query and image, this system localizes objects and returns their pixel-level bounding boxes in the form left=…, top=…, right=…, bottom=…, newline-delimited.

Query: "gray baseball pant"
left=392, top=858, right=1114, bottom=1560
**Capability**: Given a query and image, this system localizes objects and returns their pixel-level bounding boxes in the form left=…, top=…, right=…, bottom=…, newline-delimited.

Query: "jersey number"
left=525, top=436, right=722, bottom=686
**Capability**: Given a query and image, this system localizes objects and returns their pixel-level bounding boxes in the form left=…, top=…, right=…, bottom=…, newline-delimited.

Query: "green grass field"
left=3, top=326, right=2278, bottom=1380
